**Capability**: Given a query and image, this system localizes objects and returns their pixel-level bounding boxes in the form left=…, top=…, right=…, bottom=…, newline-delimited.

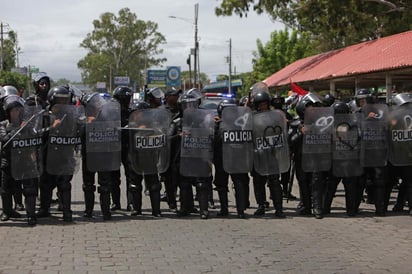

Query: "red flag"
left=290, top=80, right=308, bottom=96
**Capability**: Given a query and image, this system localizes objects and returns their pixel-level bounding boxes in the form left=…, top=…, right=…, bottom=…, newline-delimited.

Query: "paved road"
left=0, top=170, right=411, bottom=273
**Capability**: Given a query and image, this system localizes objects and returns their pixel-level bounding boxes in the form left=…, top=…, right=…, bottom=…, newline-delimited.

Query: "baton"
left=34, top=113, right=68, bottom=135
left=287, top=158, right=295, bottom=203
left=3, top=109, right=46, bottom=148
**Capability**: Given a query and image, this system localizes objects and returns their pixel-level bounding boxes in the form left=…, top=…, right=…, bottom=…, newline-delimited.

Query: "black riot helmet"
left=178, top=88, right=202, bottom=111
left=296, top=92, right=322, bottom=119
left=32, top=72, right=51, bottom=100
left=47, top=85, right=73, bottom=107
left=0, top=85, right=18, bottom=100
left=81, top=92, right=108, bottom=117
left=253, top=91, right=271, bottom=110
left=217, top=98, right=237, bottom=118
left=355, top=89, right=373, bottom=107
left=165, top=87, right=181, bottom=97
left=322, top=93, right=335, bottom=107
left=392, top=93, right=412, bottom=106
left=130, top=100, right=150, bottom=112
left=271, top=94, right=285, bottom=110
left=113, top=86, right=132, bottom=109
left=3, top=94, right=25, bottom=121
left=332, top=101, right=350, bottom=114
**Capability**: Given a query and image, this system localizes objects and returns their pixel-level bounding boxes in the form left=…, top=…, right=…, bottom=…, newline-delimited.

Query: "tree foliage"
left=252, top=28, right=317, bottom=80
left=0, top=71, right=30, bottom=91
left=215, top=0, right=412, bottom=50
left=1, top=30, right=17, bottom=71
left=78, top=8, right=167, bottom=90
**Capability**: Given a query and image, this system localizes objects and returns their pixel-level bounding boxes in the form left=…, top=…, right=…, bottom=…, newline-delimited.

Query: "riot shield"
left=302, top=107, right=334, bottom=172
left=46, top=104, right=84, bottom=175
left=179, top=108, right=215, bottom=177
left=332, top=113, right=363, bottom=177
left=253, top=110, right=290, bottom=176
left=387, top=104, right=412, bottom=166
left=360, top=103, right=388, bottom=167
left=221, top=106, right=253, bottom=174
left=128, top=108, right=171, bottom=175
left=10, top=105, right=43, bottom=180
left=85, top=100, right=121, bottom=171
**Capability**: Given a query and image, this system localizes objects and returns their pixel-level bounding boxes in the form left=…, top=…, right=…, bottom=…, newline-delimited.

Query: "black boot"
left=100, top=192, right=112, bottom=220
left=1, top=193, right=21, bottom=221
left=217, top=190, right=229, bottom=216
left=269, top=177, right=286, bottom=218
left=83, top=191, right=95, bottom=218
left=60, top=191, right=73, bottom=222
left=254, top=204, right=265, bottom=216
left=25, top=195, right=37, bottom=226
left=198, top=190, right=209, bottom=219
left=234, top=183, right=247, bottom=217
left=130, top=189, right=142, bottom=216
left=149, top=191, right=162, bottom=217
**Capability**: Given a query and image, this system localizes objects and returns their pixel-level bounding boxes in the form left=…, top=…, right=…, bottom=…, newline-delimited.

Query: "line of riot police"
left=1, top=75, right=411, bottom=226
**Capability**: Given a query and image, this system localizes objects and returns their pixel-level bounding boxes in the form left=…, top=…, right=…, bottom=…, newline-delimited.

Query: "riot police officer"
left=293, top=93, right=327, bottom=218
left=41, top=85, right=83, bottom=222
left=251, top=87, right=287, bottom=218
left=0, top=95, right=37, bottom=224
left=387, top=93, right=412, bottom=216
left=178, top=88, right=214, bottom=219
left=159, top=87, right=181, bottom=211
left=355, top=88, right=389, bottom=216
left=25, top=73, right=55, bottom=219
left=323, top=101, right=362, bottom=216
left=127, top=99, right=167, bottom=217
left=213, top=98, right=251, bottom=218
left=81, top=92, right=121, bottom=220
left=112, top=86, right=134, bottom=211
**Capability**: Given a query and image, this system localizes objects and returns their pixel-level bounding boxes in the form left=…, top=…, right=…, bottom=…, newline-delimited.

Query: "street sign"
left=114, top=76, right=130, bottom=85
left=166, top=66, right=181, bottom=87
left=146, top=69, right=167, bottom=85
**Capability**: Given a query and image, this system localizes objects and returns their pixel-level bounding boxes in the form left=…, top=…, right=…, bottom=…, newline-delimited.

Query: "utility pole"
left=194, top=3, right=199, bottom=88
left=228, top=38, right=232, bottom=94
left=1, top=22, right=4, bottom=71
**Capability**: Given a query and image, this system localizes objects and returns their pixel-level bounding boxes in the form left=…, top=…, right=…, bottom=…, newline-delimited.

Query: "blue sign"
left=166, top=66, right=181, bottom=87
left=146, top=70, right=167, bottom=85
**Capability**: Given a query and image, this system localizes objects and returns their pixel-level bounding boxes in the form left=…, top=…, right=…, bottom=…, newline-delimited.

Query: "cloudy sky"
left=1, top=0, right=283, bottom=83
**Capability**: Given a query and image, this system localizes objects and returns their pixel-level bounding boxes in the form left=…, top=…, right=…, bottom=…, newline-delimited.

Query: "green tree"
left=215, top=0, right=412, bottom=50
left=252, top=28, right=317, bottom=80
left=0, top=70, right=30, bottom=92
left=2, top=30, right=17, bottom=71
left=78, top=8, right=167, bottom=90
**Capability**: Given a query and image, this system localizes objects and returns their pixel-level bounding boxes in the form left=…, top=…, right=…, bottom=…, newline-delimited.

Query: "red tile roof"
left=264, top=30, right=412, bottom=88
